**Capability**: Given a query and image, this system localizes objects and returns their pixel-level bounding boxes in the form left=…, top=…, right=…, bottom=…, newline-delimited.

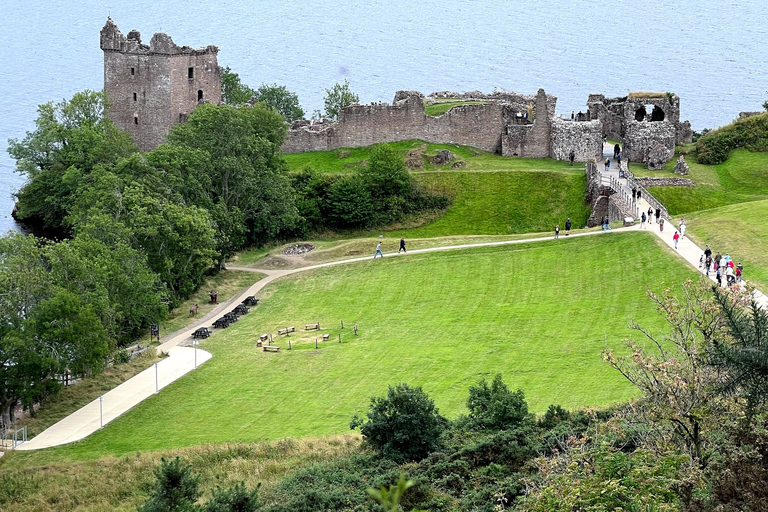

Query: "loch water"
left=2, top=0, right=767, bottom=234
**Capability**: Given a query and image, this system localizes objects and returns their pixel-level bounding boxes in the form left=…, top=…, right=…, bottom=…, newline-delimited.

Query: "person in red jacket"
left=673, top=231, right=680, bottom=249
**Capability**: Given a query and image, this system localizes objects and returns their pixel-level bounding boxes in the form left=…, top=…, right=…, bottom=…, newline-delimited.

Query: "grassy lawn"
left=685, top=199, right=768, bottom=292
left=11, top=232, right=696, bottom=463
left=283, top=140, right=584, bottom=175
left=634, top=149, right=768, bottom=215
left=424, top=99, right=489, bottom=117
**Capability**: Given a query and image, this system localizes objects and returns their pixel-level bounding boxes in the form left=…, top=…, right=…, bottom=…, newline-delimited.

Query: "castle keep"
left=100, top=18, right=221, bottom=151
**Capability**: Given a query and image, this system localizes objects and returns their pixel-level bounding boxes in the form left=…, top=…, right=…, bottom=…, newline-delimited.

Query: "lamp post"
left=193, top=340, right=199, bottom=369
left=99, top=396, right=104, bottom=428
left=155, top=362, right=159, bottom=393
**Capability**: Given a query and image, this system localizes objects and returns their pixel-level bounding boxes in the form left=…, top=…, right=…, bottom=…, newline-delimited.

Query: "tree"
left=166, top=102, right=300, bottom=259
left=326, top=175, right=374, bottom=229
left=361, top=144, right=412, bottom=199
left=0, top=233, right=57, bottom=426
left=709, top=286, right=768, bottom=421
left=603, top=280, right=725, bottom=464
left=220, top=66, right=256, bottom=106
left=350, top=383, right=446, bottom=462
left=7, top=90, right=135, bottom=235
left=466, top=374, right=532, bottom=431
left=138, top=457, right=201, bottom=512
left=763, top=91, right=768, bottom=111
left=255, top=83, right=305, bottom=122
left=323, top=79, right=359, bottom=119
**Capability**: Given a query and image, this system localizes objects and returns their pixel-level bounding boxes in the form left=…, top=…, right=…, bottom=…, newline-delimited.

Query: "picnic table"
left=233, top=304, right=249, bottom=315
left=242, top=296, right=259, bottom=306
left=213, top=317, right=230, bottom=329
left=224, top=312, right=239, bottom=323
left=192, top=327, right=211, bottom=339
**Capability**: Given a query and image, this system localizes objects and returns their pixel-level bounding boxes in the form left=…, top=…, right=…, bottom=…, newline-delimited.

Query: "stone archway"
left=634, top=105, right=647, bottom=121
left=651, top=105, right=665, bottom=121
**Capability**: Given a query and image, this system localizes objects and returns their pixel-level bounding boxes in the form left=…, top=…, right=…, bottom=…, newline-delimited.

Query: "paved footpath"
left=13, top=215, right=766, bottom=450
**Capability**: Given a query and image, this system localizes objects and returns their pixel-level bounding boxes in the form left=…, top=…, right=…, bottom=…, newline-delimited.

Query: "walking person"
left=554, top=224, right=560, bottom=239
left=705, top=255, right=712, bottom=276
left=569, top=149, right=575, bottom=166
left=680, top=222, right=686, bottom=240
left=398, top=238, right=406, bottom=253
left=374, top=241, right=384, bottom=259
left=614, top=143, right=621, bottom=159
left=726, top=266, right=735, bottom=287
left=704, top=244, right=712, bottom=260
left=604, top=158, right=611, bottom=171
left=716, top=267, right=722, bottom=287
left=648, top=207, right=654, bottom=224
left=659, top=218, right=664, bottom=232
left=655, top=208, right=661, bottom=224
left=714, top=251, right=722, bottom=269
left=603, top=217, right=611, bottom=231
left=673, top=231, right=680, bottom=249
left=699, top=254, right=705, bottom=272
left=600, top=216, right=606, bottom=231
left=640, top=211, right=647, bottom=229
left=737, top=262, right=743, bottom=282
left=565, top=218, right=572, bottom=236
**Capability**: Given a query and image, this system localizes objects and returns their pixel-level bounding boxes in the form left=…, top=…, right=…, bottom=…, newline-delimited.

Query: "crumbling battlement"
left=283, top=89, right=558, bottom=155
left=101, top=18, right=221, bottom=151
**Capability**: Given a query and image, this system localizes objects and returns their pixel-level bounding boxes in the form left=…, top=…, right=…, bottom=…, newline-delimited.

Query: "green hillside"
left=14, top=232, right=696, bottom=463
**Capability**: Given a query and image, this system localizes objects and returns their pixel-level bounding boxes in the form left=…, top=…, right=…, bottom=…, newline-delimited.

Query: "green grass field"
left=423, top=99, right=489, bottom=117
left=636, top=149, right=768, bottom=215
left=12, top=232, right=697, bottom=463
left=685, top=199, right=768, bottom=292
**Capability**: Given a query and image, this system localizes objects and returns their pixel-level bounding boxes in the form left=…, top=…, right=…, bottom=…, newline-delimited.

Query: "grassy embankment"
left=423, top=98, right=488, bottom=117
left=6, top=232, right=696, bottom=465
left=631, top=148, right=768, bottom=215
left=284, top=140, right=591, bottom=238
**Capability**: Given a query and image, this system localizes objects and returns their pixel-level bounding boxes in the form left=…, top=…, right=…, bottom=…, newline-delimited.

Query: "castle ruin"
left=100, top=18, right=221, bottom=151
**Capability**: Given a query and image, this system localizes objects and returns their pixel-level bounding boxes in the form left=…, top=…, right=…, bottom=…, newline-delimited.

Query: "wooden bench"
left=277, top=327, right=295, bottom=335
left=322, top=334, right=330, bottom=341
left=259, top=334, right=269, bottom=342
left=191, top=327, right=211, bottom=339
left=305, top=323, right=320, bottom=330
left=263, top=345, right=280, bottom=352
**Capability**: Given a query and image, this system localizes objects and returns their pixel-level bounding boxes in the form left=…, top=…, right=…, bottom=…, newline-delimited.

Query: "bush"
left=696, top=112, right=768, bottom=164
left=325, top=175, right=374, bottom=229
left=466, top=374, right=532, bottom=431
left=138, top=457, right=200, bottom=512
left=350, top=383, right=446, bottom=462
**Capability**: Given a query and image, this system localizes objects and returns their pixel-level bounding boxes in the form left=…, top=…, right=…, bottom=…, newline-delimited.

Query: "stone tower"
left=100, top=18, right=221, bottom=151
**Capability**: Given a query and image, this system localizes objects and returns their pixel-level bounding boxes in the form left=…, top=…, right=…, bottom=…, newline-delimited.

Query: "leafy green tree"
left=7, top=90, right=135, bottom=235
left=255, top=83, right=305, bottom=122
left=709, top=286, right=768, bottom=421
left=204, top=482, right=260, bottom=512
left=44, top=235, right=167, bottom=343
left=466, top=374, right=532, bottom=431
left=323, top=79, right=359, bottom=119
left=220, top=66, right=256, bottom=106
left=138, top=457, right=201, bottom=512
left=361, top=144, right=412, bottom=199
left=367, top=473, right=415, bottom=512
left=166, top=103, right=300, bottom=260
left=326, top=175, right=374, bottom=229
left=0, top=233, right=56, bottom=426
left=350, top=383, right=446, bottom=462
left=30, top=289, right=110, bottom=377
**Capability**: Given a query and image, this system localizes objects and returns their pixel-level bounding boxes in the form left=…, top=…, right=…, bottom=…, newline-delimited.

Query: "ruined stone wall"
left=588, top=94, right=625, bottom=140
left=284, top=90, right=554, bottom=154
left=499, top=89, right=553, bottom=158
left=100, top=18, right=220, bottom=151
left=550, top=118, right=603, bottom=161
left=623, top=121, right=677, bottom=164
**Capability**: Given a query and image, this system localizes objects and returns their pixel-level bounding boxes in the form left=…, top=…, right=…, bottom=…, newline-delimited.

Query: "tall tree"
left=0, top=233, right=56, bottom=426
left=323, top=79, right=359, bottom=119
left=7, top=90, right=135, bottom=235
left=255, top=83, right=305, bottom=122
left=166, top=103, right=300, bottom=262
left=220, top=66, right=256, bottom=106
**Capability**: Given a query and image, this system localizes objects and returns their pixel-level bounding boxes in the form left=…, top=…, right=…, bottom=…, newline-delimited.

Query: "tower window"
left=198, top=90, right=203, bottom=101
left=134, top=116, right=139, bottom=125
left=131, top=67, right=135, bottom=76
left=133, top=92, right=137, bottom=101
left=188, top=67, right=194, bottom=79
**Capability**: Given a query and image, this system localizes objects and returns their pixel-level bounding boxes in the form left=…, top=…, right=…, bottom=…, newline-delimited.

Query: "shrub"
left=325, top=175, right=374, bottom=229
left=466, top=374, right=532, bottom=431
left=696, top=112, right=768, bottom=164
left=350, top=383, right=446, bottom=462
left=138, top=457, right=200, bottom=512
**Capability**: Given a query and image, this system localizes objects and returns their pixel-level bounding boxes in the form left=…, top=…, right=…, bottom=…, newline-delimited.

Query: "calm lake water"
left=2, top=0, right=767, bottom=234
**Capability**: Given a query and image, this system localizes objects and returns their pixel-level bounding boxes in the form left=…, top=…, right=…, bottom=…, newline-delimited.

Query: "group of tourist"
left=554, top=218, right=572, bottom=239
left=700, top=244, right=743, bottom=287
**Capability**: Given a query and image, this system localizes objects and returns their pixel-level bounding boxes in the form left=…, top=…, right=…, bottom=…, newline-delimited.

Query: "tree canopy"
left=323, top=79, right=359, bottom=119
